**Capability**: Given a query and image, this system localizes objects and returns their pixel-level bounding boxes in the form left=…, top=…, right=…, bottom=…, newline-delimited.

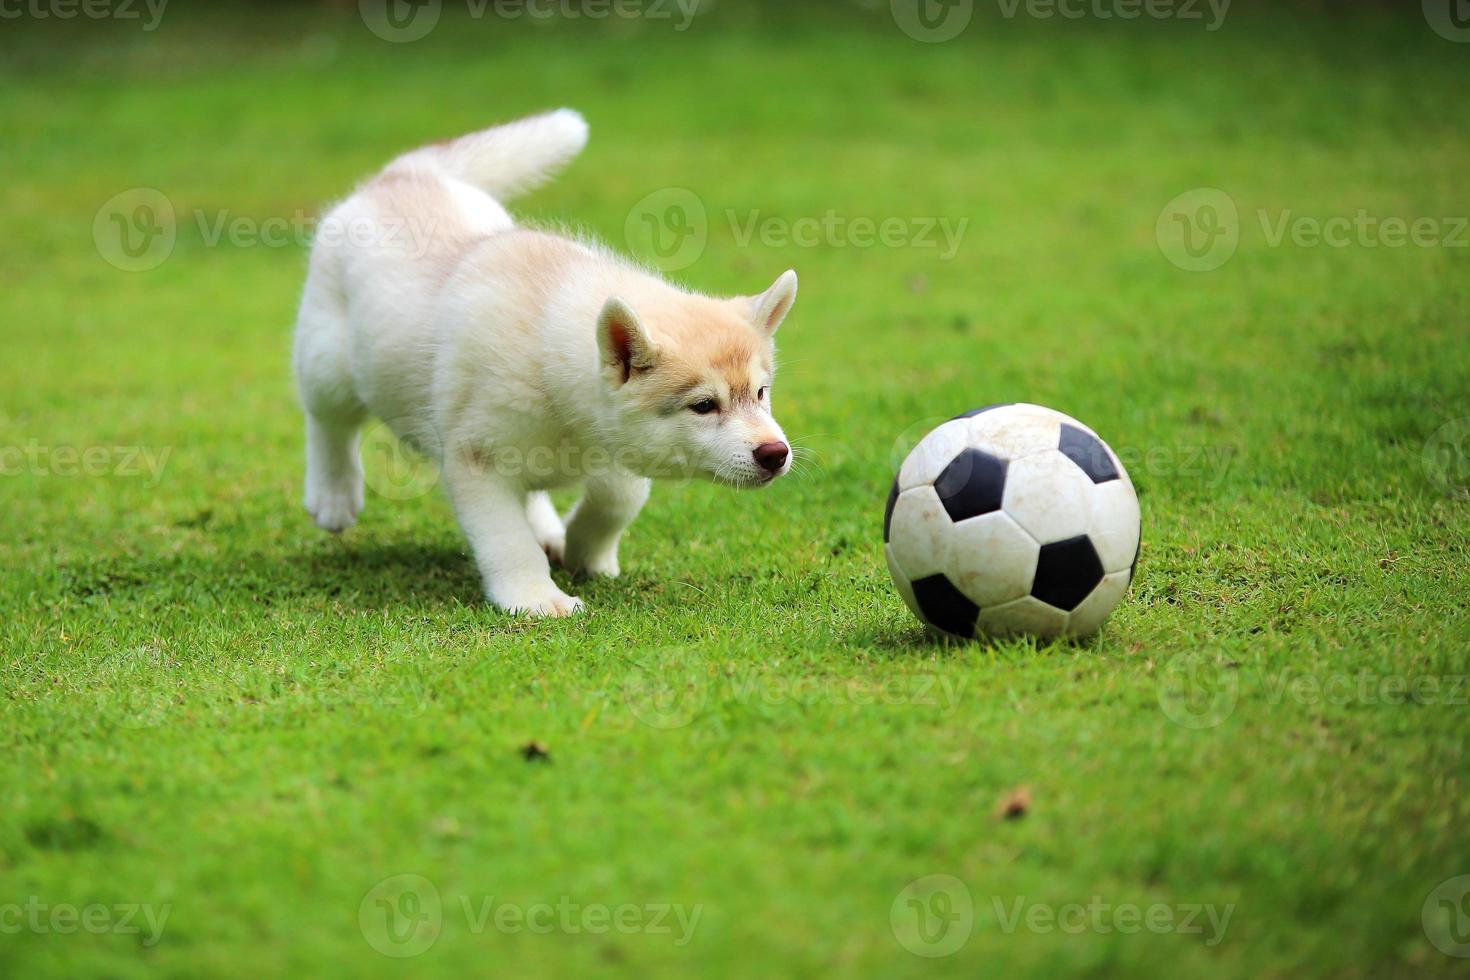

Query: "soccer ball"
left=884, top=404, right=1140, bottom=640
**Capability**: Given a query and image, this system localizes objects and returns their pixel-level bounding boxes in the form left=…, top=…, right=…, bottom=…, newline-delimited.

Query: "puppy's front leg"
left=563, top=473, right=651, bottom=579
left=443, top=458, right=584, bottom=617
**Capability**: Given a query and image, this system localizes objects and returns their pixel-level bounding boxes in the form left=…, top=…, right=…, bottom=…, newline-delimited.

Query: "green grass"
left=3, top=3, right=1470, bottom=977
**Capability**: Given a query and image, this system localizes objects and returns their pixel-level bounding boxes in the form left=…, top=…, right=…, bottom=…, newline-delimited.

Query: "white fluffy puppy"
left=293, top=109, right=797, bottom=617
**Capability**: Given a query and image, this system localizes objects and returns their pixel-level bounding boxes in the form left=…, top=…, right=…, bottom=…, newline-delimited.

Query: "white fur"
left=292, top=109, right=796, bottom=617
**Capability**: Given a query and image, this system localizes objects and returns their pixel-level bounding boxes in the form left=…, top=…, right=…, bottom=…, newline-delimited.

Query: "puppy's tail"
left=392, top=108, right=590, bottom=202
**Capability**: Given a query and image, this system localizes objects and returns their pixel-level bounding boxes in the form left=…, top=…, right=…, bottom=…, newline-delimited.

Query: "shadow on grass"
left=294, top=540, right=484, bottom=607
left=57, top=537, right=689, bottom=619
left=848, top=622, right=945, bottom=656
left=850, top=620, right=1105, bottom=661
left=58, top=539, right=484, bottom=611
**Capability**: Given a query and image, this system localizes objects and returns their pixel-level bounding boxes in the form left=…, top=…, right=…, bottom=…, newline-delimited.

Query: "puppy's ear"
left=597, top=297, right=658, bottom=385
left=746, top=269, right=798, bottom=335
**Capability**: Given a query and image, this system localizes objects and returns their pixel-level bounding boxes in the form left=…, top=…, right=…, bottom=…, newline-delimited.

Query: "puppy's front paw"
left=495, top=585, right=586, bottom=618
left=564, top=546, right=620, bottom=580
left=575, top=556, right=620, bottom=580
left=521, top=593, right=586, bottom=618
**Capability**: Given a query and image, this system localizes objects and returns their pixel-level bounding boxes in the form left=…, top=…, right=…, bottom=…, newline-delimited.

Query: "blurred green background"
left=2, top=1, right=1469, bottom=977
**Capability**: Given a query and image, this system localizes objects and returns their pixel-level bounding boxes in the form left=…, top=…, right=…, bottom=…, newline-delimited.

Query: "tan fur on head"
left=619, top=294, right=773, bottom=413
left=604, top=270, right=796, bottom=410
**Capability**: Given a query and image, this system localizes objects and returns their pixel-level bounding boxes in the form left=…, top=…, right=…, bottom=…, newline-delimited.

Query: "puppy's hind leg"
left=294, top=277, right=366, bottom=533
left=303, top=410, right=366, bottom=532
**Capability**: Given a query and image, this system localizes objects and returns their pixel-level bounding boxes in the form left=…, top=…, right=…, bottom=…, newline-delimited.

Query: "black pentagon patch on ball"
left=933, top=448, right=1008, bottom=522
left=883, top=477, right=900, bottom=543
left=1058, top=423, right=1119, bottom=484
left=951, top=402, right=1013, bottom=421
left=1031, top=535, right=1105, bottom=612
left=911, top=574, right=979, bottom=638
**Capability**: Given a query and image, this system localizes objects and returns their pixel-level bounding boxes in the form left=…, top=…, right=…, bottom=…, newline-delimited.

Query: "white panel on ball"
left=887, top=486, right=952, bottom=580
left=977, top=595, right=1070, bottom=639
left=967, top=405, right=1063, bottom=460
left=1000, top=450, right=1094, bottom=544
left=1088, top=479, right=1142, bottom=574
left=946, top=511, right=1040, bottom=608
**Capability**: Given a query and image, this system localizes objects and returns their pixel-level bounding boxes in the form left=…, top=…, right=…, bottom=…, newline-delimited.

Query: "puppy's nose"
left=753, top=441, right=789, bottom=473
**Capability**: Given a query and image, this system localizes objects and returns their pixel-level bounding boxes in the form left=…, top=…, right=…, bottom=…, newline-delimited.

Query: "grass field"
left=3, top=2, right=1470, bottom=976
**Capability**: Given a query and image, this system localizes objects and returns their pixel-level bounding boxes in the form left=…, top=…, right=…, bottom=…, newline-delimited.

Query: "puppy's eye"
left=689, top=399, right=719, bottom=415
left=758, top=386, right=769, bottom=400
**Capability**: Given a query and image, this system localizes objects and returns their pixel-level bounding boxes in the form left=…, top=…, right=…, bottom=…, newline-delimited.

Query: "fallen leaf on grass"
left=996, top=785, right=1031, bottom=820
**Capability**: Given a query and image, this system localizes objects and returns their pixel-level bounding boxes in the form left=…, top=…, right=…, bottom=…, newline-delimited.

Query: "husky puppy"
left=293, top=109, right=797, bottom=616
